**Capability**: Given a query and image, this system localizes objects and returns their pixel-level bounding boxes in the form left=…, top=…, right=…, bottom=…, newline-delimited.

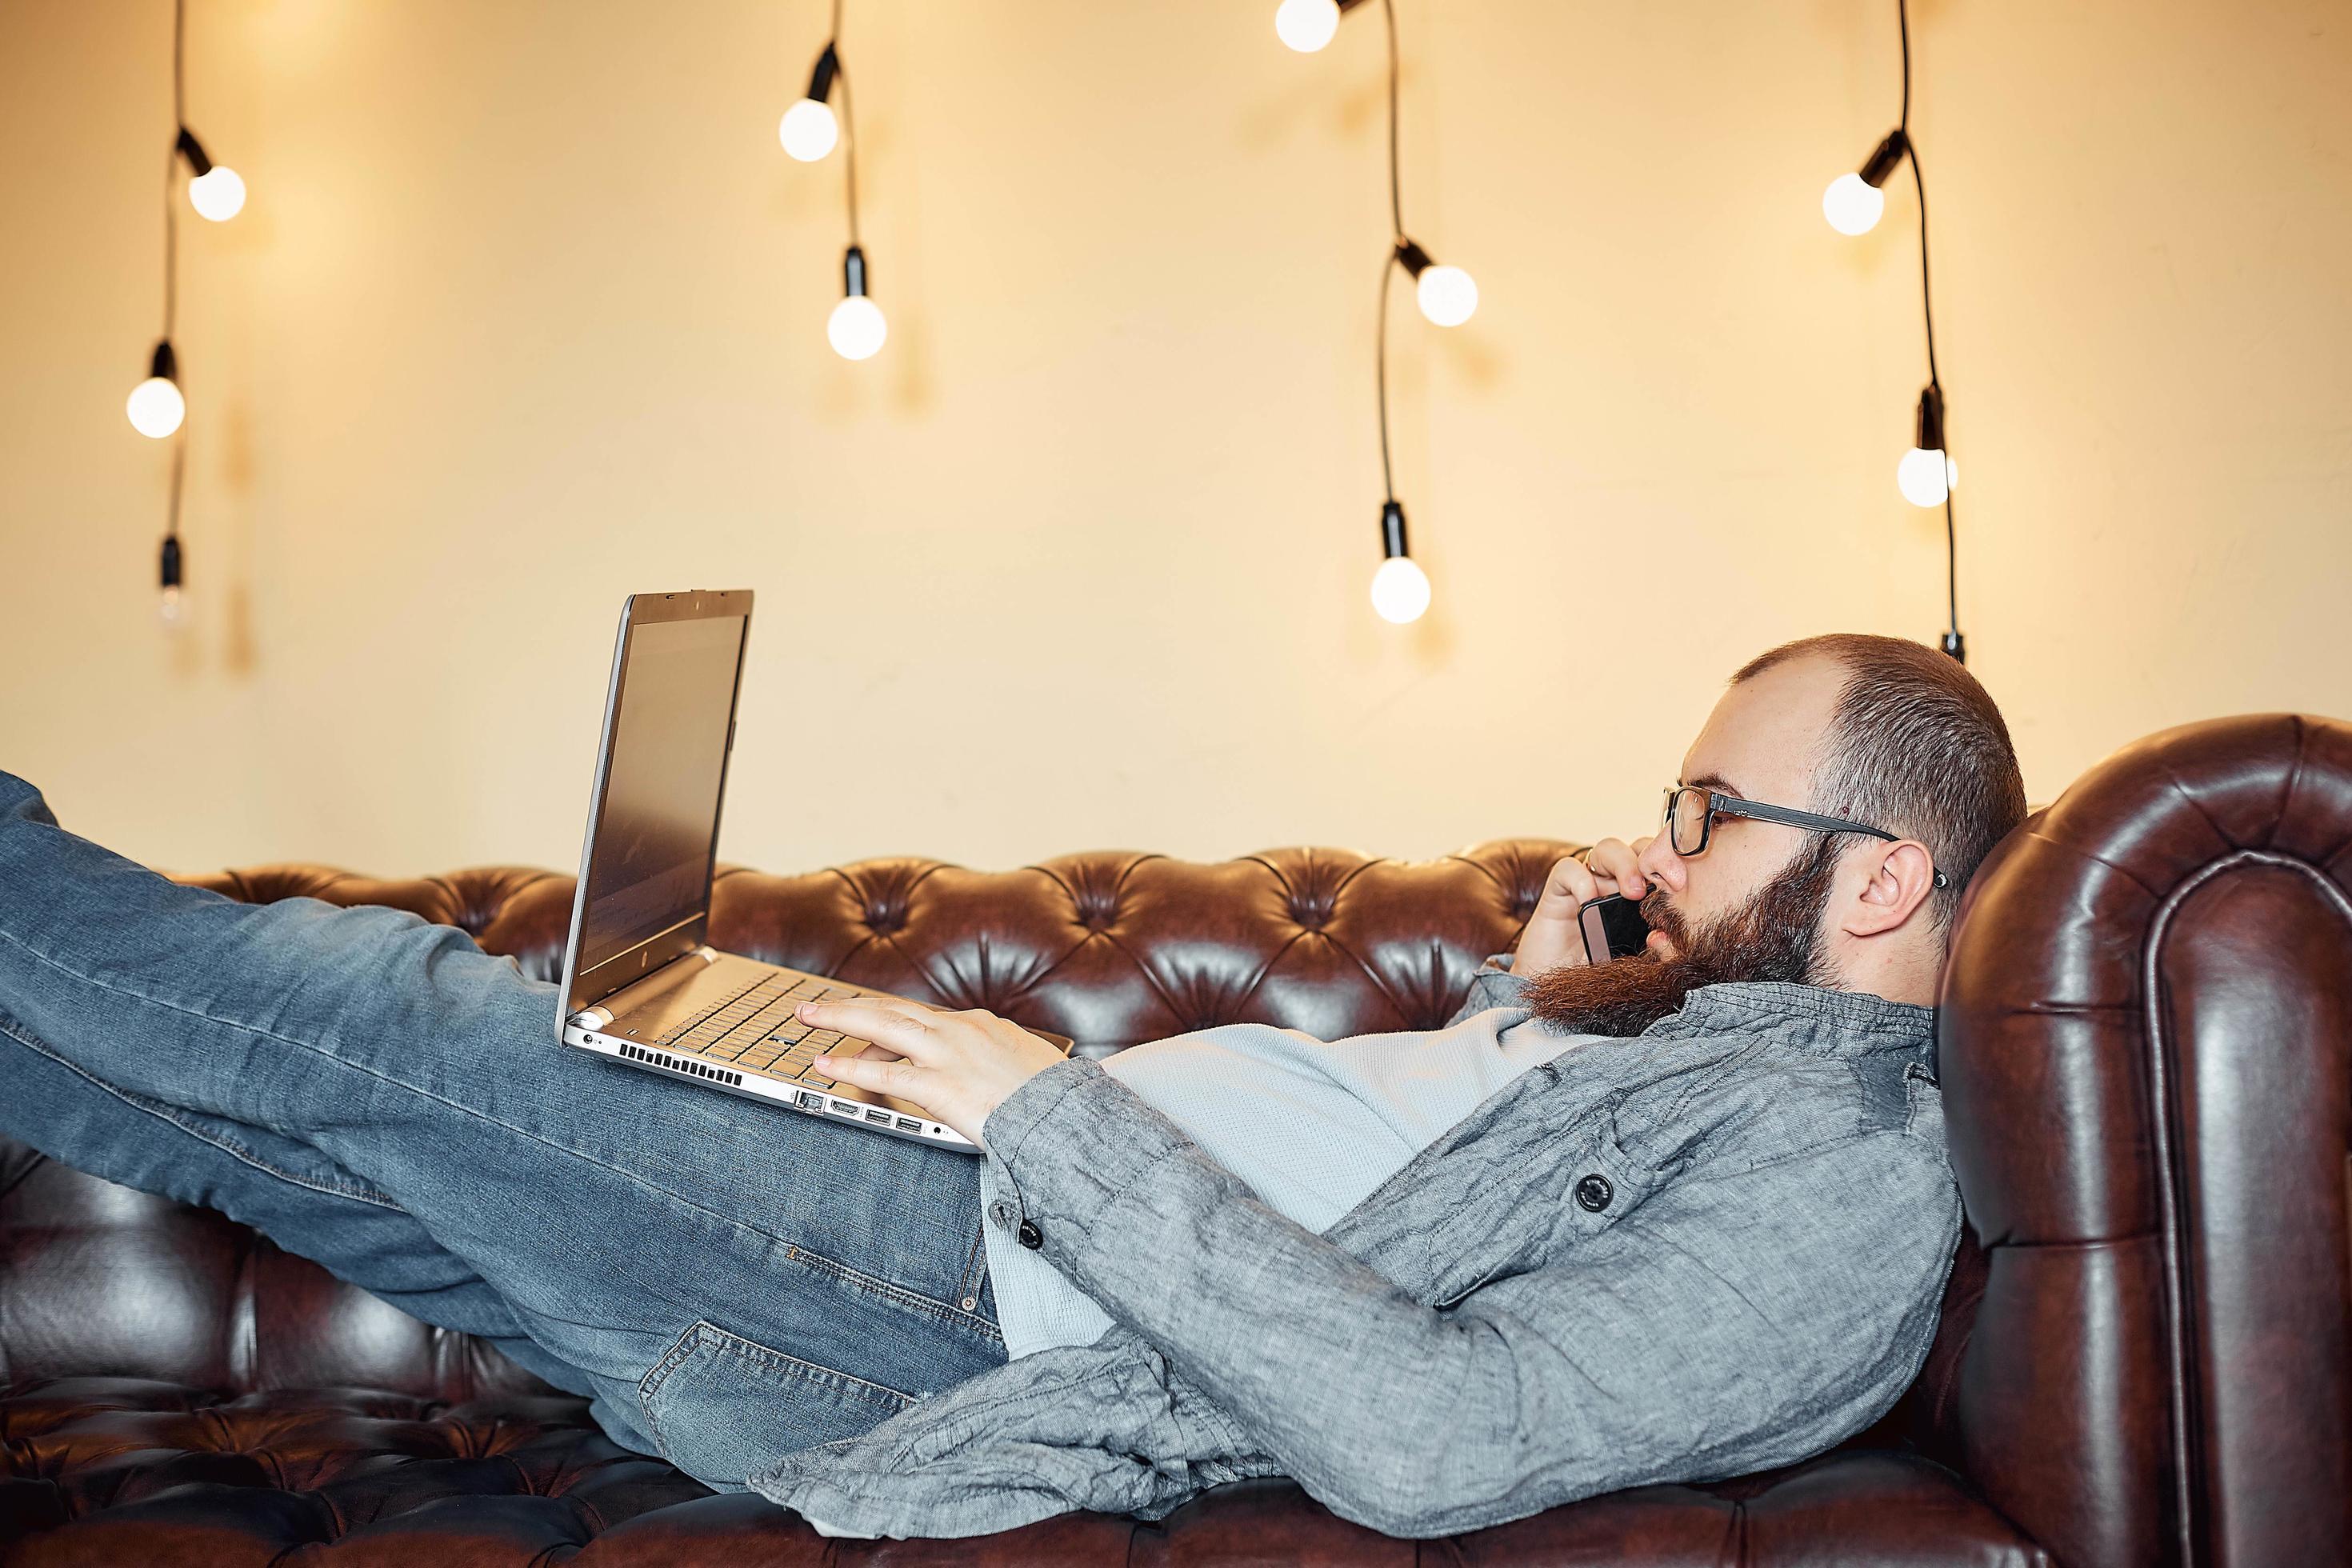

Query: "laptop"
left=556, top=590, right=1062, bottom=1152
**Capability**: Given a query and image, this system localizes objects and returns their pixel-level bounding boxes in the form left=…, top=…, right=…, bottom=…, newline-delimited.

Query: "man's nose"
left=1638, top=834, right=1688, bottom=894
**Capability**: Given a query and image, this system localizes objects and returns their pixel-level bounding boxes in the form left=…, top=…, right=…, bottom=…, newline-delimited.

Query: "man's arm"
left=979, top=1057, right=1960, bottom=1538
left=1442, top=951, right=1524, bottom=1026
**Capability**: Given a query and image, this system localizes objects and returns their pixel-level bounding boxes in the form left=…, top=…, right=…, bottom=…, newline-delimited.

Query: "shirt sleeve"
left=1442, top=953, right=1526, bottom=1028
left=978, top=1054, right=1961, bottom=1538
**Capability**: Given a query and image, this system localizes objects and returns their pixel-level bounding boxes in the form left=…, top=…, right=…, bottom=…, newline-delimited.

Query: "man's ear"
left=1839, top=840, right=1938, bottom=938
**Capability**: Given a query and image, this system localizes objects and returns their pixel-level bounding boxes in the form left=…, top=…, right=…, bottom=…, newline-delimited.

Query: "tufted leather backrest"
left=1937, top=714, right=2352, bottom=1568
left=0, top=839, right=1574, bottom=1402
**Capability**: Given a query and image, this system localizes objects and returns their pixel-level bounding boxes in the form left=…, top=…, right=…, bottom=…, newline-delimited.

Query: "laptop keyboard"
left=653, top=973, right=862, bottom=1087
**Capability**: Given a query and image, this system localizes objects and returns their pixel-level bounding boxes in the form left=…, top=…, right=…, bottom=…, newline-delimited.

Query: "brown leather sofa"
left=4, top=712, right=2346, bottom=1566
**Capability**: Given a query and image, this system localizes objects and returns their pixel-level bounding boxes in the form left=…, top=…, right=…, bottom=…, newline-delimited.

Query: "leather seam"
left=2139, top=846, right=2352, bottom=1566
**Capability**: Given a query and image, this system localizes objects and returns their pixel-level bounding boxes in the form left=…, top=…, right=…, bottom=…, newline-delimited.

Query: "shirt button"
left=1574, top=1174, right=1614, bottom=1212
left=1017, top=1218, right=1044, bottom=1250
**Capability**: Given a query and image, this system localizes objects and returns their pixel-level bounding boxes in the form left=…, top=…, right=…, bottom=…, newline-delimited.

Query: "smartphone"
left=1578, top=894, right=1651, bottom=965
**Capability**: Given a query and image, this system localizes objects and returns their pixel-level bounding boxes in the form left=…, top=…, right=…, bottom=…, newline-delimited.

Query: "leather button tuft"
left=1574, top=1174, right=1614, bottom=1212
left=1016, top=1218, right=1044, bottom=1250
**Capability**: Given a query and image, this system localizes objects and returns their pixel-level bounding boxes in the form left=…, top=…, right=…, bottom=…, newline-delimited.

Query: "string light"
left=177, top=128, right=245, bottom=221
left=1289, top=0, right=1472, bottom=626
left=779, top=42, right=842, bottom=161
left=1830, top=0, right=1964, bottom=662
left=1274, top=0, right=1362, bottom=54
left=131, top=0, right=240, bottom=627
left=785, top=2, right=884, bottom=361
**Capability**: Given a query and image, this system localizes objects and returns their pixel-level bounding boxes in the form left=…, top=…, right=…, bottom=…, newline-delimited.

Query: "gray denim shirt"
left=752, top=976, right=1962, bottom=1539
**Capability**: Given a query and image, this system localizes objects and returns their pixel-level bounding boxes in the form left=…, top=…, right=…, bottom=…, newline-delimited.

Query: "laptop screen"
left=576, top=607, right=748, bottom=982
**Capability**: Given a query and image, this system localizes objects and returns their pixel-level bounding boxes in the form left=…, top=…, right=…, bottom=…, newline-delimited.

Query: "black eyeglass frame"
left=1662, top=785, right=1950, bottom=890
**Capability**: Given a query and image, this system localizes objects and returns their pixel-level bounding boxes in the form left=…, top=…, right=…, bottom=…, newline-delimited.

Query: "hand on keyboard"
left=798, top=998, right=1066, bottom=1152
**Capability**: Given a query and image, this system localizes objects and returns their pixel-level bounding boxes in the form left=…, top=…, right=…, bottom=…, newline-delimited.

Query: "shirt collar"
left=1640, top=981, right=1937, bottom=1059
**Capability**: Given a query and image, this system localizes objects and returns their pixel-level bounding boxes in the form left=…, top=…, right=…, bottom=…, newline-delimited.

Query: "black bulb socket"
left=1914, top=384, right=1946, bottom=451
left=1394, top=238, right=1437, bottom=280
left=806, top=42, right=840, bottom=104
left=1939, top=630, right=1966, bottom=664
left=174, top=127, right=214, bottom=177
left=1380, top=500, right=1410, bottom=560
left=160, top=534, right=183, bottom=590
left=1858, top=129, right=1908, bottom=188
left=842, top=245, right=870, bottom=298
left=149, top=339, right=179, bottom=382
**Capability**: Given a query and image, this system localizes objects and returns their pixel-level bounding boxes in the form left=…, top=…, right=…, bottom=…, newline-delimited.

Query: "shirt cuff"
left=978, top=1054, right=1198, bottom=1261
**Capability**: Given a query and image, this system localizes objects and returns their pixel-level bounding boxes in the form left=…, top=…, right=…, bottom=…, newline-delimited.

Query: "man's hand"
left=1510, top=836, right=1655, bottom=976
left=802, top=998, right=1066, bottom=1150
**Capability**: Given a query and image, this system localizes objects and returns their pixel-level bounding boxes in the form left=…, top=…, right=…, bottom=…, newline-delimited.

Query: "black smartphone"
left=1578, top=894, right=1651, bottom=965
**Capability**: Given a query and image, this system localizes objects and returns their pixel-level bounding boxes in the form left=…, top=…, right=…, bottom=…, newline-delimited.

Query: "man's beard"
left=1520, top=838, right=1841, bottom=1038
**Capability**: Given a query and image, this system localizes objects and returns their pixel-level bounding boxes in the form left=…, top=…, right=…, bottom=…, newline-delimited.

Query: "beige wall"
left=2, top=0, right=2347, bottom=879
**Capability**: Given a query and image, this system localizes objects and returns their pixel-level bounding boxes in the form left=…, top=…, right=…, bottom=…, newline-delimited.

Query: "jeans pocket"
left=638, top=1319, right=915, bottom=1488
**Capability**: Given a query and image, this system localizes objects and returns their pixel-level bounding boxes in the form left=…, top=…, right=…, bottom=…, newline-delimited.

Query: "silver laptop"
left=556, top=590, right=1062, bottom=1151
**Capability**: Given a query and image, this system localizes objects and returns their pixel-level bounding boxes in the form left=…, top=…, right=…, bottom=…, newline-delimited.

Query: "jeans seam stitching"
left=0, top=1010, right=408, bottom=1212
left=784, top=1243, right=1003, bottom=1345
left=706, top=1331, right=916, bottom=1410
left=0, top=924, right=814, bottom=1254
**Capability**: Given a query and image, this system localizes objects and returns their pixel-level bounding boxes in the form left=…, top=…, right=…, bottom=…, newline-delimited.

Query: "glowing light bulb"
left=188, top=166, right=246, bottom=221
left=778, top=98, right=840, bottom=162
left=158, top=585, right=187, bottom=627
left=1370, top=554, right=1430, bottom=624
left=1275, top=0, right=1341, bottom=52
left=1822, top=172, right=1884, bottom=236
left=1897, top=447, right=1957, bottom=507
left=126, top=376, right=185, bottom=438
left=1414, top=264, right=1478, bottom=327
left=828, top=294, right=887, bottom=360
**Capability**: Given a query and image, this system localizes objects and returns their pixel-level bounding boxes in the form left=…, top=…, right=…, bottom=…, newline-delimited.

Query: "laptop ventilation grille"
left=618, top=1042, right=742, bottom=1088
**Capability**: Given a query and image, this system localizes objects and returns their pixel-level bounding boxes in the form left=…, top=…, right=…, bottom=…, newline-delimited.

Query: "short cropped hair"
left=1734, top=634, right=2026, bottom=934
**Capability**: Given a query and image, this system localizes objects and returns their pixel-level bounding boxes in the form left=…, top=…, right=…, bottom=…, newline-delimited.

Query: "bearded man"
left=0, top=631, right=2026, bottom=1540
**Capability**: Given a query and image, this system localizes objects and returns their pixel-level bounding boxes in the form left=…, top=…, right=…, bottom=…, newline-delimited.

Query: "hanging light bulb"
left=1370, top=501, right=1431, bottom=624
left=188, top=165, right=245, bottom=221
left=1821, top=174, right=1882, bottom=237
left=126, top=340, right=186, bottom=438
left=1896, top=385, right=1957, bottom=507
left=175, top=128, right=244, bottom=222
left=779, top=43, right=842, bottom=161
left=1274, top=0, right=1344, bottom=52
left=780, top=98, right=839, bottom=162
left=827, top=245, right=887, bottom=360
left=1395, top=239, right=1477, bottom=327
left=1822, top=130, right=1906, bottom=236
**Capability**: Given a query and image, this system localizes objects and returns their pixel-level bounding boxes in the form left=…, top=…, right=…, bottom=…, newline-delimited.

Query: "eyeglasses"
left=1662, top=785, right=1950, bottom=890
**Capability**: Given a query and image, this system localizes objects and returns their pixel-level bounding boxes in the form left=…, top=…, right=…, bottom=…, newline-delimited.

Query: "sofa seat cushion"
left=3, top=1378, right=2043, bottom=1566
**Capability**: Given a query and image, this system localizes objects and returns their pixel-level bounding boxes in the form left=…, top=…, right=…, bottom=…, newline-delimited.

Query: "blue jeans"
left=0, top=770, right=1006, bottom=1489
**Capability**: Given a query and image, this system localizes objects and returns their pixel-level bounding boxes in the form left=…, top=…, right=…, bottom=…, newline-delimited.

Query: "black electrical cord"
left=1375, top=251, right=1397, bottom=503
left=1894, top=0, right=1962, bottom=658
left=1382, top=0, right=1403, bottom=242
left=161, top=0, right=188, bottom=593
left=164, top=0, right=181, bottom=339
left=1373, top=0, right=1402, bottom=506
left=829, top=0, right=860, bottom=249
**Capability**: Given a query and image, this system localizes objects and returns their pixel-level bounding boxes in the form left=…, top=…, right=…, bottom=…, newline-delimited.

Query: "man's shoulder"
left=1612, top=1002, right=1950, bottom=1186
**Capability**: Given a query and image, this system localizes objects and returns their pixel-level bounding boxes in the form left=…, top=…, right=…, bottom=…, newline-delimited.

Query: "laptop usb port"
left=894, top=1116, right=922, bottom=1133
left=864, top=1108, right=891, bottom=1125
